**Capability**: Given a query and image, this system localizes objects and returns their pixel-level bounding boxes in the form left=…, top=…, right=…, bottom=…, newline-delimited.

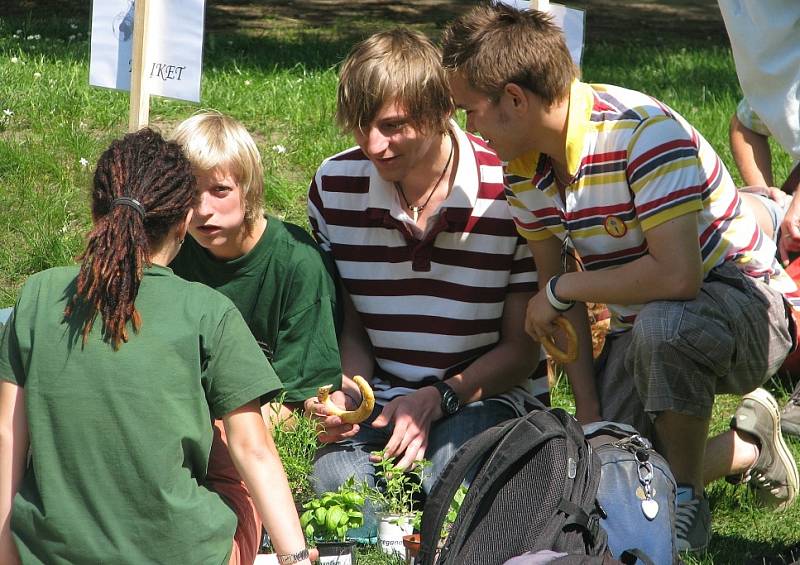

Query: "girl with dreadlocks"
left=0, top=129, right=311, bottom=565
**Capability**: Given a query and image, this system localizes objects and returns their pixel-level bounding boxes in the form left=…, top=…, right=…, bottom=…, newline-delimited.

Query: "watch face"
left=434, top=381, right=459, bottom=415
left=442, top=390, right=460, bottom=415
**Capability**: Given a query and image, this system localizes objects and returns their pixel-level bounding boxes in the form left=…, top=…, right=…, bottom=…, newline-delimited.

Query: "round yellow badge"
left=603, top=215, right=627, bottom=238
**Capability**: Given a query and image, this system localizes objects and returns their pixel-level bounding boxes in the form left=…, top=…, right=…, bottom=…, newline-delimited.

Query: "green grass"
left=2, top=9, right=799, bottom=565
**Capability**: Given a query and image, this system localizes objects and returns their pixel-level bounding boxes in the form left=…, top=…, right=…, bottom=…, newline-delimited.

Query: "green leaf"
left=314, top=506, right=327, bottom=525
left=338, top=509, right=350, bottom=526
left=300, top=509, right=313, bottom=528
left=326, top=505, right=344, bottom=532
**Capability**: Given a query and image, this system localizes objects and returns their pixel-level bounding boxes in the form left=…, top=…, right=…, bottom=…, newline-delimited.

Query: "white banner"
left=89, top=0, right=205, bottom=103
left=496, top=1, right=585, bottom=67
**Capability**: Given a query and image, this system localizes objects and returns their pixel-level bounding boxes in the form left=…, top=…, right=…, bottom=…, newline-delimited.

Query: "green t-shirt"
left=171, top=216, right=342, bottom=402
left=0, top=265, right=282, bottom=565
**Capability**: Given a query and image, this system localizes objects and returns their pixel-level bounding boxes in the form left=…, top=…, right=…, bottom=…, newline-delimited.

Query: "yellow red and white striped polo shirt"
left=506, top=81, right=797, bottom=332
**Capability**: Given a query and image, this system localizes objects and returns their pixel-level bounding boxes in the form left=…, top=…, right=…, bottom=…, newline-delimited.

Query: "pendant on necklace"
left=411, top=206, right=421, bottom=223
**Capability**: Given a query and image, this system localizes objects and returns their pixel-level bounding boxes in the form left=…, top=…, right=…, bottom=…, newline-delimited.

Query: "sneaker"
left=781, top=382, right=800, bottom=438
left=730, top=388, right=799, bottom=510
left=675, top=489, right=711, bottom=553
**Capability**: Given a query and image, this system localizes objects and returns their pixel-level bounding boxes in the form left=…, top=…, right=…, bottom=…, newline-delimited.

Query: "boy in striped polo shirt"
left=443, top=4, right=799, bottom=552
left=303, top=29, right=546, bottom=538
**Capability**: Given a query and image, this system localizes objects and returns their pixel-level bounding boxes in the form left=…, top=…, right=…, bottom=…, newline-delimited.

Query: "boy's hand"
left=524, top=290, right=561, bottom=342
left=303, top=390, right=360, bottom=443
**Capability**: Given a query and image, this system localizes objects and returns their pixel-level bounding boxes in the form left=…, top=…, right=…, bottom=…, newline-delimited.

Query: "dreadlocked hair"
left=65, top=128, right=197, bottom=350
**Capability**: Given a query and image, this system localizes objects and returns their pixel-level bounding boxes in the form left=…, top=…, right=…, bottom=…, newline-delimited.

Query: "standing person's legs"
left=207, top=420, right=262, bottom=565
left=730, top=98, right=774, bottom=187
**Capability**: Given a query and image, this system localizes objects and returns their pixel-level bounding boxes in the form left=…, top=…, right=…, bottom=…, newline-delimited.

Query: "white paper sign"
left=496, top=1, right=585, bottom=67
left=89, top=0, right=205, bottom=103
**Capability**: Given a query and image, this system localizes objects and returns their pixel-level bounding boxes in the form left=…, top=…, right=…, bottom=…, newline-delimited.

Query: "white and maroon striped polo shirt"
left=308, top=124, right=545, bottom=406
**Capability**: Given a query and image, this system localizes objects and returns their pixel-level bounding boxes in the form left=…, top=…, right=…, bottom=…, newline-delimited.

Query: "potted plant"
left=402, top=484, right=468, bottom=563
left=299, top=476, right=365, bottom=564
left=365, top=451, right=430, bottom=558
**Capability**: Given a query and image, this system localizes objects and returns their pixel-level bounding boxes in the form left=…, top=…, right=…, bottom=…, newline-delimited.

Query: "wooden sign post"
left=128, top=0, right=151, bottom=132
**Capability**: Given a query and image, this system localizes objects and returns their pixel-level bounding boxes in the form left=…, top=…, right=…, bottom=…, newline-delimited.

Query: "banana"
left=541, top=316, right=578, bottom=365
left=317, top=375, right=375, bottom=424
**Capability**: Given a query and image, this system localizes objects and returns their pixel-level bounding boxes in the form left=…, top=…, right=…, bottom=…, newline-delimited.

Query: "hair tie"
left=111, top=196, right=146, bottom=218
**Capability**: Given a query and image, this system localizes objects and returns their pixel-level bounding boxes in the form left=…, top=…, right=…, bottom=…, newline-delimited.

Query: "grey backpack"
left=420, top=408, right=610, bottom=565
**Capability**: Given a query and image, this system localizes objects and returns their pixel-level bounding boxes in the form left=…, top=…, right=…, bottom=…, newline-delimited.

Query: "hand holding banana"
left=316, top=375, right=375, bottom=424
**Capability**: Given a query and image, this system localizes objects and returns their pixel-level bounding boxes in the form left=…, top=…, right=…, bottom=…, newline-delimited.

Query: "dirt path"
left=10, top=0, right=728, bottom=44
left=207, top=0, right=727, bottom=42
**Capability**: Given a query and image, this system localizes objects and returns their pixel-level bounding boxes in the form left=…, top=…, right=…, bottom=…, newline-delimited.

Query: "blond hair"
left=336, top=29, right=454, bottom=135
left=441, top=4, right=578, bottom=106
left=170, top=111, right=264, bottom=229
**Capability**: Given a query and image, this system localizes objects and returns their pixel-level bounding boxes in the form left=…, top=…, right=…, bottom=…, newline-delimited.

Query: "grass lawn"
left=1, top=4, right=799, bottom=564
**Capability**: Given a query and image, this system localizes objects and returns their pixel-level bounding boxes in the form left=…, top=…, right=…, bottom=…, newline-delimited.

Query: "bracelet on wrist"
left=545, top=275, right=575, bottom=312
left=277, top=548, right=309, bottom=565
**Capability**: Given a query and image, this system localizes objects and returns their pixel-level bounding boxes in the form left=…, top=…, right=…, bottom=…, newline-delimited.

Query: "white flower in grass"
left=69, top=35, right=76, bottom=41
left=33, top=72, right=41, bottom=79
left=3, top=109, right=13, bottom=117
left=16, top=29, right=22, bottom=34
left=272, top=145, right=287, bottom=154
left=79, top=157, right=89, bottom=168
left=34, top=34, right=41, bottom=40
left=26, top=35, right=34, bottom=40
left=10, top=57, right=19, bottom=64
left=244, top=79, right=252, bottom=86
left=70, top=23, right=78, bottom=30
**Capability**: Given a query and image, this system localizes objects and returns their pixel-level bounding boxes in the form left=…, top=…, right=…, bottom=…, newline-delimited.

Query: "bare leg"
left=781, top=161, right=800, bottom=195
left=703, top=429, right=759, bottom=485
left=730, top=113, right=774, bottom=187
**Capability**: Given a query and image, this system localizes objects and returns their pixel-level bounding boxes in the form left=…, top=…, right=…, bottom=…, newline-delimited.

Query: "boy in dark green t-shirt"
left=169, top=111, right=342, bottom=422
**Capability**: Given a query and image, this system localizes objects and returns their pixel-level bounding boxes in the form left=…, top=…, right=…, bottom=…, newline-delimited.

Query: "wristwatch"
left=433, top=380, right=460, bottom=416
left=277, top=548, right=309, bottom=565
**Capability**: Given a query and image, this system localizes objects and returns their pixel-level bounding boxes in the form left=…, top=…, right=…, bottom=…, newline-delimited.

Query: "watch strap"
left=433, top=380, right=460, bottom=414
